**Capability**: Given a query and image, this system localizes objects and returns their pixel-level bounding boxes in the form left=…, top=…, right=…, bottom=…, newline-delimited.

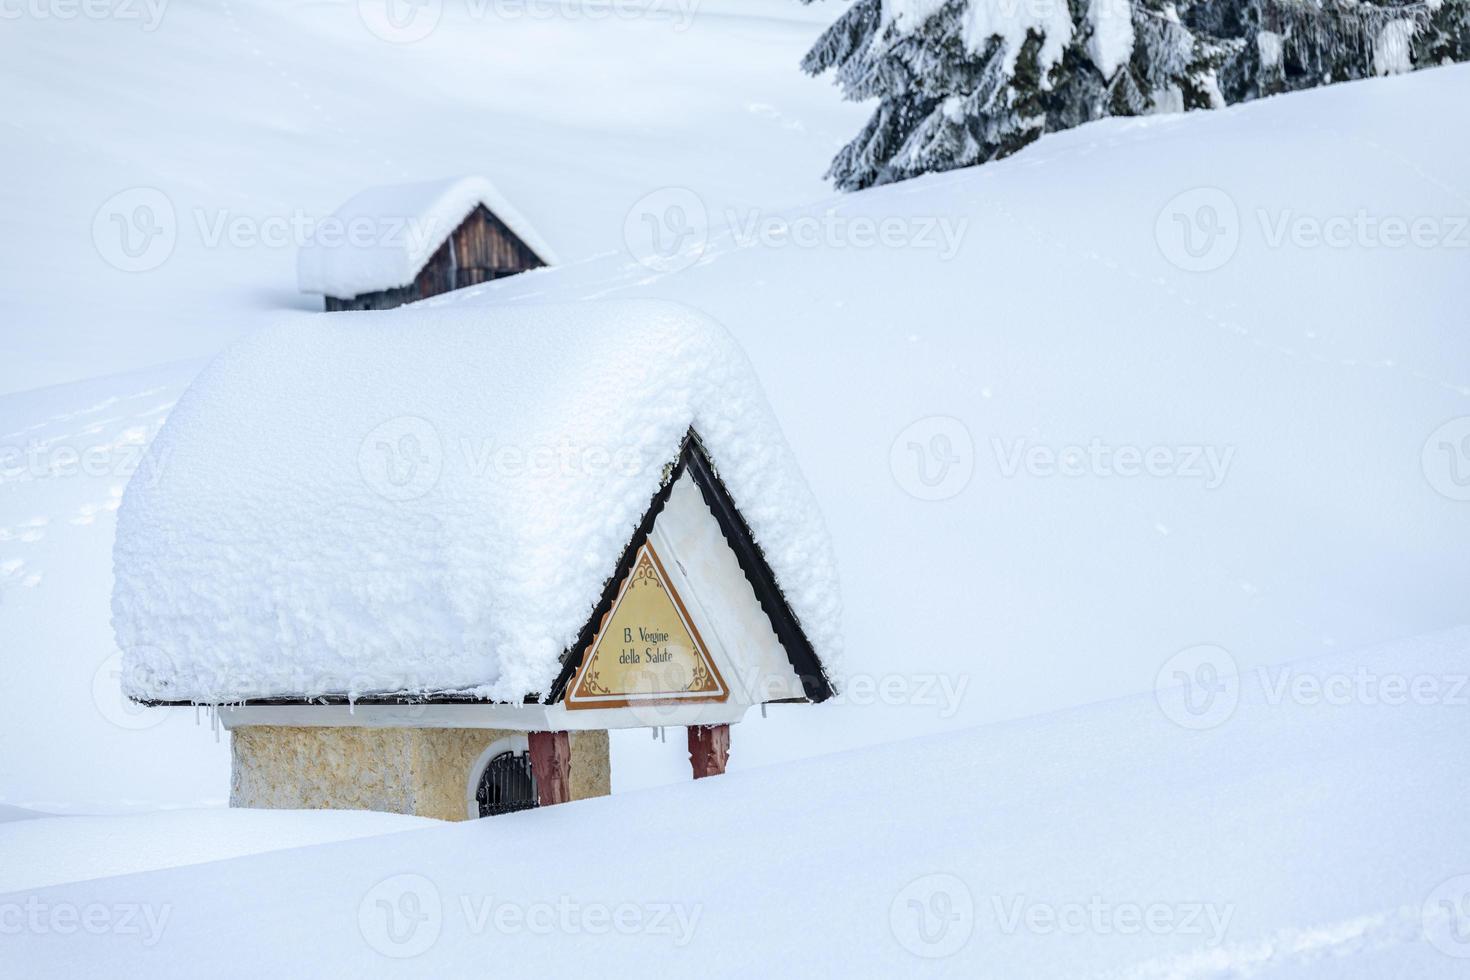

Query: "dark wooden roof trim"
left=678, top=432, right=833, bottom=703
left=133, top=429, right=833, bottom=707
left=542, top=440, right=687, bottom=704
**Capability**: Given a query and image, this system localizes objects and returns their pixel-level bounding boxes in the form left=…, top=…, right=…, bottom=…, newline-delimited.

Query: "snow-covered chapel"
left=112, top=300, right=840, bottom=820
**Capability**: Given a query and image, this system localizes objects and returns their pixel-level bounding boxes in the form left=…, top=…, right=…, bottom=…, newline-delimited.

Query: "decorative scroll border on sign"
left=565, top=541, right=729, bottom=710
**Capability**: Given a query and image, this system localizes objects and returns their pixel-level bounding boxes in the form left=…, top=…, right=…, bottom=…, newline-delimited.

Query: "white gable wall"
left=648, top=472, right=806, bottom=707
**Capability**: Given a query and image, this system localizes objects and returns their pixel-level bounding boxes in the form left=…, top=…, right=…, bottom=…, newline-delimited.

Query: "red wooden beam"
left=687, top=723, right=730, bottom=779
left=528, top=730, right=572, bottom=806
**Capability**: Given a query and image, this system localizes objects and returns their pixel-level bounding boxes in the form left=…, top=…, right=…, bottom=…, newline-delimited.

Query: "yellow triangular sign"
left=566, top=541, right=728, bottom=710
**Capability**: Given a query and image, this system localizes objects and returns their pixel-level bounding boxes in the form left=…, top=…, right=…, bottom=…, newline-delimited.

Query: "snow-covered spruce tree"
left=801, top=0, right=1227, bottom=189
left=1204, top=0, right=1470, bottom=101
left=1415, top=0, right=1470, bottom=66
left=803, top=0, right=1467, bottom=190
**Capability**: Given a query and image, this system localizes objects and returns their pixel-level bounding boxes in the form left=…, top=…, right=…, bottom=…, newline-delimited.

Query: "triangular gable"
left=565, top=542, right=729, bottom=710
left=548, top=430, right=833, bottom=706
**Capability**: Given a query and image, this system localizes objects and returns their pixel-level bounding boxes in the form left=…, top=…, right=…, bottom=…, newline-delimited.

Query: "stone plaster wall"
left=231, top=726, right=611, bottom=821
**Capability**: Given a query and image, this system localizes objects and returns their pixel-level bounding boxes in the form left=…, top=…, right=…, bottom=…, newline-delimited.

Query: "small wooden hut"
left=297, top=176, right=557, bottom=312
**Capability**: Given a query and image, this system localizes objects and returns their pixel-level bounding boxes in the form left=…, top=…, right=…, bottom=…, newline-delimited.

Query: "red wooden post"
left=528, top=730, right=572, bottom=806
left=687, top=724, right=731, bottom=779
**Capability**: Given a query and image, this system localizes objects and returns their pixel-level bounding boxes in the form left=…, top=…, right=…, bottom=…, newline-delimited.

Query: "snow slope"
left=4, top=628, right=1467, bottom=977
left=2, top=2, right=1467, bottom=812
left=454, top=63, right=1470, bottom=786
left=0, top=0, right=859, bottom=393
left=0, top=361, right=227, bottom=811
left=0, top=808, right=439, bottom=893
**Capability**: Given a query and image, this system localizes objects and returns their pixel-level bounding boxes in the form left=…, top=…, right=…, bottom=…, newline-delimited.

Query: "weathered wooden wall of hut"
left=324, top=205, right=549, bottom=312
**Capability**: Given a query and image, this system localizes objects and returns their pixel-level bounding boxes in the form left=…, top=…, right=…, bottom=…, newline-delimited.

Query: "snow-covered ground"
left=2, top=1, right=1468, bottom=974
left=0, top=0, right=859, bottom=393
left=0, top=808, right=439, bottom=893
left=4, top=628, right=1467, bottom=976
left=4, top=13, right=1467, bottom=805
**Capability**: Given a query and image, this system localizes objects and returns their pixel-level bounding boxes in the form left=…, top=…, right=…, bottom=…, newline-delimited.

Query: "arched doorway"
left=473, top=748, right=538, bottom=817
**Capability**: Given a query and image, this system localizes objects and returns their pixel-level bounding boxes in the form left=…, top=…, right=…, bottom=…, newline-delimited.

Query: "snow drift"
left=0, top=808, right=437, bottom=893
left=4, top=627, right=1468, bottom=977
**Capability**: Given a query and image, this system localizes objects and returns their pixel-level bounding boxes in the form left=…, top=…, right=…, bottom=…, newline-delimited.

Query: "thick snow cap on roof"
left=112, top=300, right=841, bottom=703
left=295, top=175, right=558, bottom=298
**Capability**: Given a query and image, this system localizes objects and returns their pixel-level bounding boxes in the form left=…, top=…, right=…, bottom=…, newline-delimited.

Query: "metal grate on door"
left=475, top=749, right=538, bottom=817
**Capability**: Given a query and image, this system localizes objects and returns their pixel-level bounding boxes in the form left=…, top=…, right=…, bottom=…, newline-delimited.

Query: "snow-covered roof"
left=295, top=176, right=559, bottom=298
left=111, top=300, right=841, bottom=704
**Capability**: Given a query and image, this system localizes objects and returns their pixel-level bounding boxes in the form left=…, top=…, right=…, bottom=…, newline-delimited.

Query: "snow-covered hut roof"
left=111, top=300, right=841, bottom=704
left=295, top=175, right=559, bottom=298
